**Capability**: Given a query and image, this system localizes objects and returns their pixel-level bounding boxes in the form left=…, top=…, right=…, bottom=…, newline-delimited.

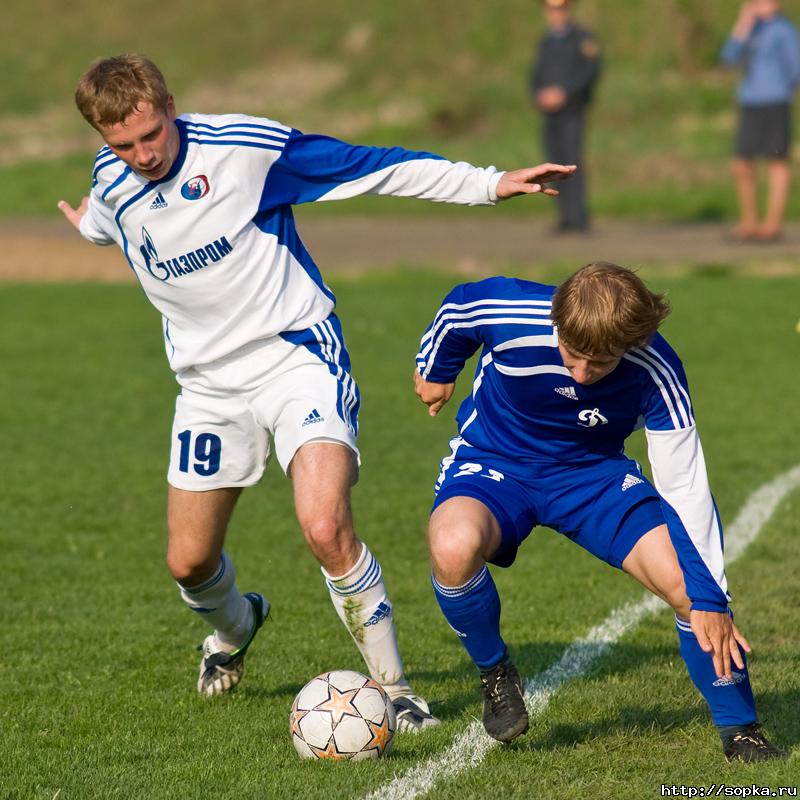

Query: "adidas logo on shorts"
left=621, top=473, right=644, bottom=492
left=302, top=408, right=324, bottom=427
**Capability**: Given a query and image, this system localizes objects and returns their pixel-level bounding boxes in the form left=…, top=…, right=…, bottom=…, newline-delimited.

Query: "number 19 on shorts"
left=177, top=430, right=222, bottom=476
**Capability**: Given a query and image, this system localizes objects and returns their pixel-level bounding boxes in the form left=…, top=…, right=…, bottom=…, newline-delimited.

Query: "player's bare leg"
left=167, top=486, right=269, bottom=695
left=731, top=157, right=759, bottom=239
left=290, top=440, right=438, bottom=731
left=759, top=158, right=791, bottom=240
left=623, top=525, right=785, bottom=761
left=429, top=497, right=528, bottom=743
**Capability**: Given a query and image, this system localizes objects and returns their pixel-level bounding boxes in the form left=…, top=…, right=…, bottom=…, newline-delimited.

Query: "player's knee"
left=428, top=523, right=484, bottom=584
left=166, top=548, right=219, bottom=586
left=301, top=515, right=352, bottom=560
left=661, top=576, right=690, bottom=617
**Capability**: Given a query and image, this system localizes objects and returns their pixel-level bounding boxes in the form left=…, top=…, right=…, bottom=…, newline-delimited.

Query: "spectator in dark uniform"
left=722, top=0, right=800, bottom=242
left=530, top=0, right=601, bottom=233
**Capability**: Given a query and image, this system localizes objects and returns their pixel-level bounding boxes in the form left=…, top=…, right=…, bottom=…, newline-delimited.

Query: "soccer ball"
left=290, top=670, right=396, bottom=760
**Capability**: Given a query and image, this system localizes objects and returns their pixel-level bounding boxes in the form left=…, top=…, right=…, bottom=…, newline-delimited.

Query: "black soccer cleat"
left=723, top=723, right=787, bottom=762
left=479, top=658, right=529, bottom=743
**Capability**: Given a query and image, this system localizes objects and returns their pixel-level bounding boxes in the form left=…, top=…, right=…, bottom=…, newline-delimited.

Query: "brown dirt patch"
left=2, top=217, right=798, bottom=284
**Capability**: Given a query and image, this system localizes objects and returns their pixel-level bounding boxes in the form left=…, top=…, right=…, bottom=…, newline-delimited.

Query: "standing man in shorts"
left=413, top=263, right=785, bottom=760
left=722, top=0, right=800, bottom=242
left=58, top=54, right=574, bottom=729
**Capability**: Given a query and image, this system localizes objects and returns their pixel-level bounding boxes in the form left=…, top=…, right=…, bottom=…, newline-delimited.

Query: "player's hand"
left=689, top=610, right=751, bottom=680
left=496, top=163, right=576, bottom=200
left=733, top=2, right=758, bottom=37
left=58, top=197, right=89, bottom=231
left=536, top=86, right=567, bottom=113
left=413, top=371, right=455, bottom=417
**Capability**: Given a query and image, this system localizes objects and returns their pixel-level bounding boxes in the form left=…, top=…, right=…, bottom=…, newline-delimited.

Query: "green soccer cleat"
left=196, top=592, right=269, bottom=696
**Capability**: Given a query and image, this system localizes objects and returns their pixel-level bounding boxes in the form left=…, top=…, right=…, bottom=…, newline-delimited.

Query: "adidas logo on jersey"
left=621, top=473, right=644, bottom=492
left=302, top=408, right=324, bottom=427
left=364, top=601, right=392, bottom=627
left=555, top=386, right=578, bottom=400
left=149, top=191, right=168, bottom=210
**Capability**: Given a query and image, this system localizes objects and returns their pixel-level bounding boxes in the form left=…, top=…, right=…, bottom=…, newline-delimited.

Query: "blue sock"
left=675, top=615, right=757, bottom=733
left=431, top=565, right=507, bottom=670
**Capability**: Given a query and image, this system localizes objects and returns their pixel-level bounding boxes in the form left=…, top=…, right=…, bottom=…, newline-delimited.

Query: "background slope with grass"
left=5, top=0, right=800, bottom=219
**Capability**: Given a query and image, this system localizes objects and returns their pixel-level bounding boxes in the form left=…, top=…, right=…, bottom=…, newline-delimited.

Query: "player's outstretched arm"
left=495, top=163, right=577, bottom=199
left=413, top=371, right=455, bottom=417
left=57, top=197, right=89, bottom=231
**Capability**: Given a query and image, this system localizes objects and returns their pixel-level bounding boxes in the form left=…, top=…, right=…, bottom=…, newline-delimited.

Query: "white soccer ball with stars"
left=290, top=670, right=396, bottom=760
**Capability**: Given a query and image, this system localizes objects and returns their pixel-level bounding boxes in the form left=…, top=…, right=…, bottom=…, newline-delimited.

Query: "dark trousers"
left=542, top=108, right=589, bottom=229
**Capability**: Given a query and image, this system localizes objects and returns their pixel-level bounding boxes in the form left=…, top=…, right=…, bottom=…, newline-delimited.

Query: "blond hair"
left=75, top=54, right=169, bottom=129
left=551, top=262, right=670, bottom=356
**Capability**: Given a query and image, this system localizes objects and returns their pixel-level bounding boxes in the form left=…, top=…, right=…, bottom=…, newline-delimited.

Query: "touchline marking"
left=368, top=464, right=800, bottom=800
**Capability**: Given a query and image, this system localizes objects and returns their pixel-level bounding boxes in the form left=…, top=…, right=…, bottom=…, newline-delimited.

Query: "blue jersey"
left=416, top=277, right=730, bottom=613
left=721, top=14, right=800, bottom=106
left=416, top=276, right=692, bottom=464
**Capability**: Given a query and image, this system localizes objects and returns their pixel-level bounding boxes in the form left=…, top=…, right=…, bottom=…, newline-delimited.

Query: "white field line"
left=369, top=463, right=800, bottom=800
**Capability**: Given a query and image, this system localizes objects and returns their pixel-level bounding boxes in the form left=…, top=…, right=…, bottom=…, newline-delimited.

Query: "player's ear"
left=165, top=95, right=177, bottom=121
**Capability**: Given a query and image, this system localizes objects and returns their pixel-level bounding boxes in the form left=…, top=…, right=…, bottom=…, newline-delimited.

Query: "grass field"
left=2, top=270, right=799, bottom=799
left=5, top=0, right=800, bottom=220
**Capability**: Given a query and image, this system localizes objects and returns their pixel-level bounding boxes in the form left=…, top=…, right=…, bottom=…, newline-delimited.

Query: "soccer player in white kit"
left=58, top=54, right=575, bottom=730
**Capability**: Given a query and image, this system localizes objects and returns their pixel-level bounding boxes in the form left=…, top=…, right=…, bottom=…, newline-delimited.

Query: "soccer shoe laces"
left=724, top=723, right=787, bottom=762
left=480, top=661, right=521, bottom=714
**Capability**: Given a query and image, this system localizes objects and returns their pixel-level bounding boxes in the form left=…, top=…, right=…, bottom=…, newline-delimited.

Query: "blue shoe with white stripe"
left=196, top=592, right=269, bottom=696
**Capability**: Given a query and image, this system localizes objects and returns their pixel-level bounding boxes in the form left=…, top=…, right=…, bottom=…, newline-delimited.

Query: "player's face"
left=98, top=98, right=180, bottom=181
left=753, top=0, right=780, bottom=19
left=544, top=4, right=570, bottom=28
left=558, top=343, right=623, bottom=385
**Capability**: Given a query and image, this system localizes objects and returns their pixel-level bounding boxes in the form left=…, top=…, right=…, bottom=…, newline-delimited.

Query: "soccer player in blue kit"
left=414, top=263, right=785, bottom=760
left=57, top=54, right=575, bottom=732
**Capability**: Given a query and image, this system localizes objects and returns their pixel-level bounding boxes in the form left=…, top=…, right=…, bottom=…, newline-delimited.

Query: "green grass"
left=5, top=0, right=800, bottom=219
left=2, top=271, right=799, bottom=799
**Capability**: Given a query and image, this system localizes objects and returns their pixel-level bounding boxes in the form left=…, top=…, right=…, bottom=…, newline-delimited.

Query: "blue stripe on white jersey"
left=92, top=154, right=121, bottom=185
left=101, top=166, right=133, bottom=200
left=183, top=120, right=289, bottom=151
left=183, top=120, right=290, bottom=138
left=184, top=137, right=285, bottom=152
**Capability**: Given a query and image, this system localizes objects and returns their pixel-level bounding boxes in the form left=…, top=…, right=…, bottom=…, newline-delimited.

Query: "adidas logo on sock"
left=364, top=601, right=392, bottom=627
left=302, top=408, right=324, bottom=427
left=149, top=191, right=168, bottom=210
left=713, top=671, right=746, bottom=687
left=621, top=473, right=644, bottom=492
left=554, top=386, right=579, bottom=400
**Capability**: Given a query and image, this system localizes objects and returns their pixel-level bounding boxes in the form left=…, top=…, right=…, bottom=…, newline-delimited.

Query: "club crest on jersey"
left=181, top=174, right=210, bottom=201
left=577, top=408, right=608, bottom=427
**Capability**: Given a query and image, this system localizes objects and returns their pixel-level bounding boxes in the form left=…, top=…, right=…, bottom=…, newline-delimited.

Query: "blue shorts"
left=431, top=438, right=666, bottom=569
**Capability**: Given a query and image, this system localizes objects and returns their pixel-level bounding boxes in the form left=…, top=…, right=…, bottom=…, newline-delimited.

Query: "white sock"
left=179, top=552, right=253, bottom=652
left=323, top=543, right=411, bottom=699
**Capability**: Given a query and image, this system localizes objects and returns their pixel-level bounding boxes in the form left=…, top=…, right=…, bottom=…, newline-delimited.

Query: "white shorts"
left=167, top=316, right=360, bottom=491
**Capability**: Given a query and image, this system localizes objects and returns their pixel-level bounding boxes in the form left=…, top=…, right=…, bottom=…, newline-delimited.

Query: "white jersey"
left=80, top=113, right=504, bottom=372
